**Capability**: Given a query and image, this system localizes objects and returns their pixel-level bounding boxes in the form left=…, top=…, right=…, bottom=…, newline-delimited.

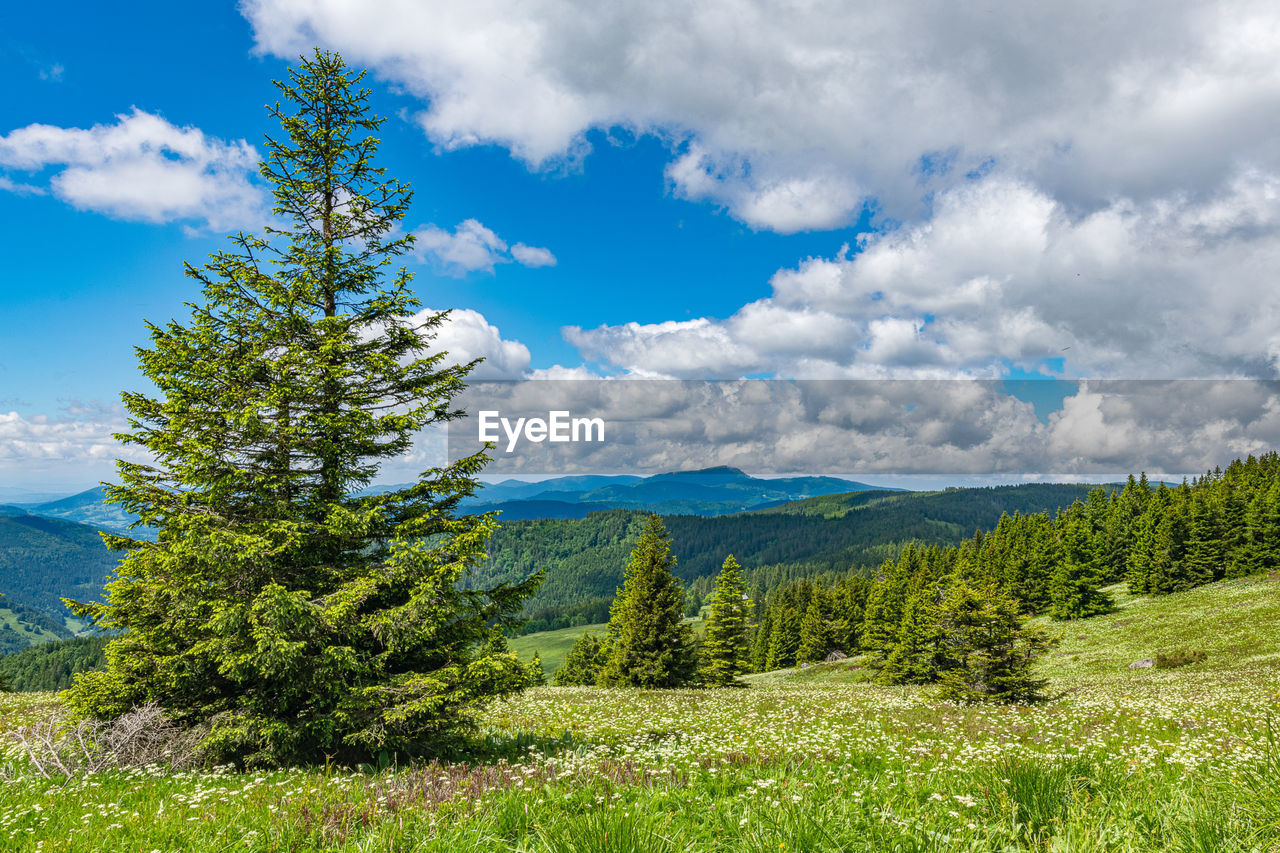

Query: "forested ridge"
left=473, top=482, right=1108, bottom=634
left=746, top=453, right=1280, bottom=685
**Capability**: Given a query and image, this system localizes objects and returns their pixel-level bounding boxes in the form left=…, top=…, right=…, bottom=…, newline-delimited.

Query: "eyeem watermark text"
left=478, top=410, right=605, bottom=452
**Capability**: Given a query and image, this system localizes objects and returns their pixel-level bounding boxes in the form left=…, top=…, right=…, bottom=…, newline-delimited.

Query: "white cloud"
left=510, top=242, right=557, bottom=267
left=0, top=408, right=136, bottom=489
left=412, top=219, right=557, bottom=274
left=562, top=173, right=1280, bottom=379
left=413, top=307, right=532, bottom=379
left=450, top=378, right=1280, bottom=477
left=0, top=109, right=265, bottom=231
left=243, top=0, right=1280, bottom=232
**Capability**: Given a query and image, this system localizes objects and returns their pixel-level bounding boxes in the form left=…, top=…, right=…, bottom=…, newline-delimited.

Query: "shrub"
left=1154, top=649, right=1207, bottom=669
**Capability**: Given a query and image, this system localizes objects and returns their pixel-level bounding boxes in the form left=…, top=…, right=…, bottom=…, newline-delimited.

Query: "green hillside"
left=510, top=619, right=709, bottom=678
left=0, top=634, right=109, bottom=691
left=754, top=571, right=1280, bottom=687
left=509, top=623, right=608, bottom=678
left=0, top=602, right=73, bottom=655
left=0, top=512, right=118, bottom=618
left=476, top=482, right=1108, bottom=633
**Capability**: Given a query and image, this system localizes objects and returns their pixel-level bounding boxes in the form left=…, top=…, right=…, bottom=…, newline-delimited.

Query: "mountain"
left=0, top=600, right=74, bottom=656
left=0, top=476, right=1111, bottom=649
left=470, top=482, right=1111, bottom=633
left=463, top=467, right=897, bottom=518
left=21, top=486, right=141, bottom=537
left=0, top=510, right=117, bottom=623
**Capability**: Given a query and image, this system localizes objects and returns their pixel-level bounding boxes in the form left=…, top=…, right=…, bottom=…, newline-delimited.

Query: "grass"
left=509, top=624, right=607, bottom=678
left=2, top=573, right=1279, bottom=851
left=511, top=619, right=705, bottom=678
left=0, top=608, right=64, bottom=647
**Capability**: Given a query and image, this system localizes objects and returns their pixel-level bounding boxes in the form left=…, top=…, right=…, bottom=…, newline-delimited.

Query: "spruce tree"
left=877, top=581, right=942, bottom=685
left=553, top=633, right=608, bottom=686
left=596, top=515, right=697, bottom=688
left=63, top=51, right=539, bottom=767
left=700, top=555, right=751, bottom=686
left=1048, top=504, right=1113, bottom=619
left=749, top=605, right=774, bottom=673
left=934, top=579, right=1057, bottom=704
left=765, top=605, right=801, bottom=671
left=796, top=597, right=831, bottom=664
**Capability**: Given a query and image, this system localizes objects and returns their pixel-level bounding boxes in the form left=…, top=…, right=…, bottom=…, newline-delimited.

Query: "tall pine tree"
left=700, top=556, right=751, bottom=686
left=64, top=51, right=539, bottom=767
left=596, top=515, right=697, bottom=688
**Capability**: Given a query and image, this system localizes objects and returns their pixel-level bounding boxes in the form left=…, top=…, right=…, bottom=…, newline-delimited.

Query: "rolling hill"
left=475, top=482, right=1112, bottom=633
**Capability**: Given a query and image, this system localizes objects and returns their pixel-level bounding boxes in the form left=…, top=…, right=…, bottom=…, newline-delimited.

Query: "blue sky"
left=3, top=1, right=1280, bottom=491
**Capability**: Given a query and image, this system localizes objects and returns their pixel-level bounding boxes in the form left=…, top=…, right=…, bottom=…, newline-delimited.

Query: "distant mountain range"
left=11, top=487, right=139, bottom=537
left=0, top=474, right=1111, bottom=655
left=458, top=467, right=900, bottom=518
left=15, top=468, right=894, bottom=534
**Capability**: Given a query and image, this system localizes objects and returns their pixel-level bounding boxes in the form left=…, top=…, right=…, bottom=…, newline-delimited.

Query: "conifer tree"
left=1183, top=488, right=1225, bottom=587
left=1148, top=490, right=1190, bottom=594
left=700, top=556, right=751, bottom=686
left=553, top=632, right=608, bottom=686
left=765, top=605, right=801, bottom=671
left=829, top=576, right=868, bottom=654
left=860, top=550, right=914, bottom=655
left=596, top=515, right=697, bottom=688
left=1048, top=504, right=1113, bottom=619
left=934, top=579, right=1057, bottom=704
left=796, top=597, right=831, bottom=664
left=63, top=51, right=539, bottom=767
left=877, top=581, right=943, bottom=685
left=750, top=605, right=774, bottom=673
left=1126, top=486, right=1167, bottom=594
left=1238, top=480, right=1280, bottom=577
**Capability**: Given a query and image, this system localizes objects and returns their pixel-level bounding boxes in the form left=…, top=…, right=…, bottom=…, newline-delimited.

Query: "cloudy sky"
left=3, top=1, right=1280, bottom=492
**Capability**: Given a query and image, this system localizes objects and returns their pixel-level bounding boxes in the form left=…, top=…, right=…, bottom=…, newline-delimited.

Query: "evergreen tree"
left=553, top=633, right=608, bottom=686
left=749, top=605, right=774, bottom=673
left=1238, top=481, right=1280, bottom=577
left=860, top=550, right=915, bottom=655
left=765, top=605, right=801, bottom=671
left=1148, top=490, right=1190, bottom=594
left=1183, top=488, right=1225, bottom=587
left=1126, top=486, right=1166, bottom=594
left=877, top=580, right=942, bottom=685
left=63, top=51, right=539, bottom=767
left=934, top=580, right=1057, bottom=704
left=796, top=597, right=831, bottom=664
left=596, top=515, right=697, bottom=688
left=700, top=556, right=751, bottom=686
left=829, top=576, right=867, bottom=654
left=1048, top=504, right=1113, bottom=619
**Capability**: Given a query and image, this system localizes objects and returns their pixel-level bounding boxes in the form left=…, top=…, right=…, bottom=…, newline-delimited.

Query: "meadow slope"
left=0, top=573, right=1277, bottom=851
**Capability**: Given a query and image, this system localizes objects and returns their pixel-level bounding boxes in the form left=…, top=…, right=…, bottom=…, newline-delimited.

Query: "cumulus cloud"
left=565, top=173, right=1280, bottom=379
left=0, top=408, right=136, bottom=488
left=412, top=219, right=557, bottom=275
left=243, top=0, right=1280, bottom=232
left=0, top=109, right=265, bottom=231
left=449, top=379, right=1280, bottom=477
left=412, top=307, right=532, bottom=379
left=510, top=242, right=557, bottom=267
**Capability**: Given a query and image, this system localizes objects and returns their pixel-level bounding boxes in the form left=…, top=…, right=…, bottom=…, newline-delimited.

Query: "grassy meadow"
left=2, top=574, right=1280, bottom=851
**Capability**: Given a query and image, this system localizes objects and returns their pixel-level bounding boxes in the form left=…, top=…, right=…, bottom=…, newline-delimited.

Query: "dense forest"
left=0, top=511, right=118, bottom=616
left=475, top=483, right=1108, bottom=634
left=745, top=453, right=1280, bottom=683
left=0, top=635, right=108, bottom=692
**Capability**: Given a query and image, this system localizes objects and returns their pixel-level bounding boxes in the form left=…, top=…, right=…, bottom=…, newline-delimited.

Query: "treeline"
left=479, top=483, right=1105, bottom=635
left=556, top=516, right=1055, bottom=703
left=746, top=453, right=1280, bottom=683
left=0, top=635, right=109, bottom=692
